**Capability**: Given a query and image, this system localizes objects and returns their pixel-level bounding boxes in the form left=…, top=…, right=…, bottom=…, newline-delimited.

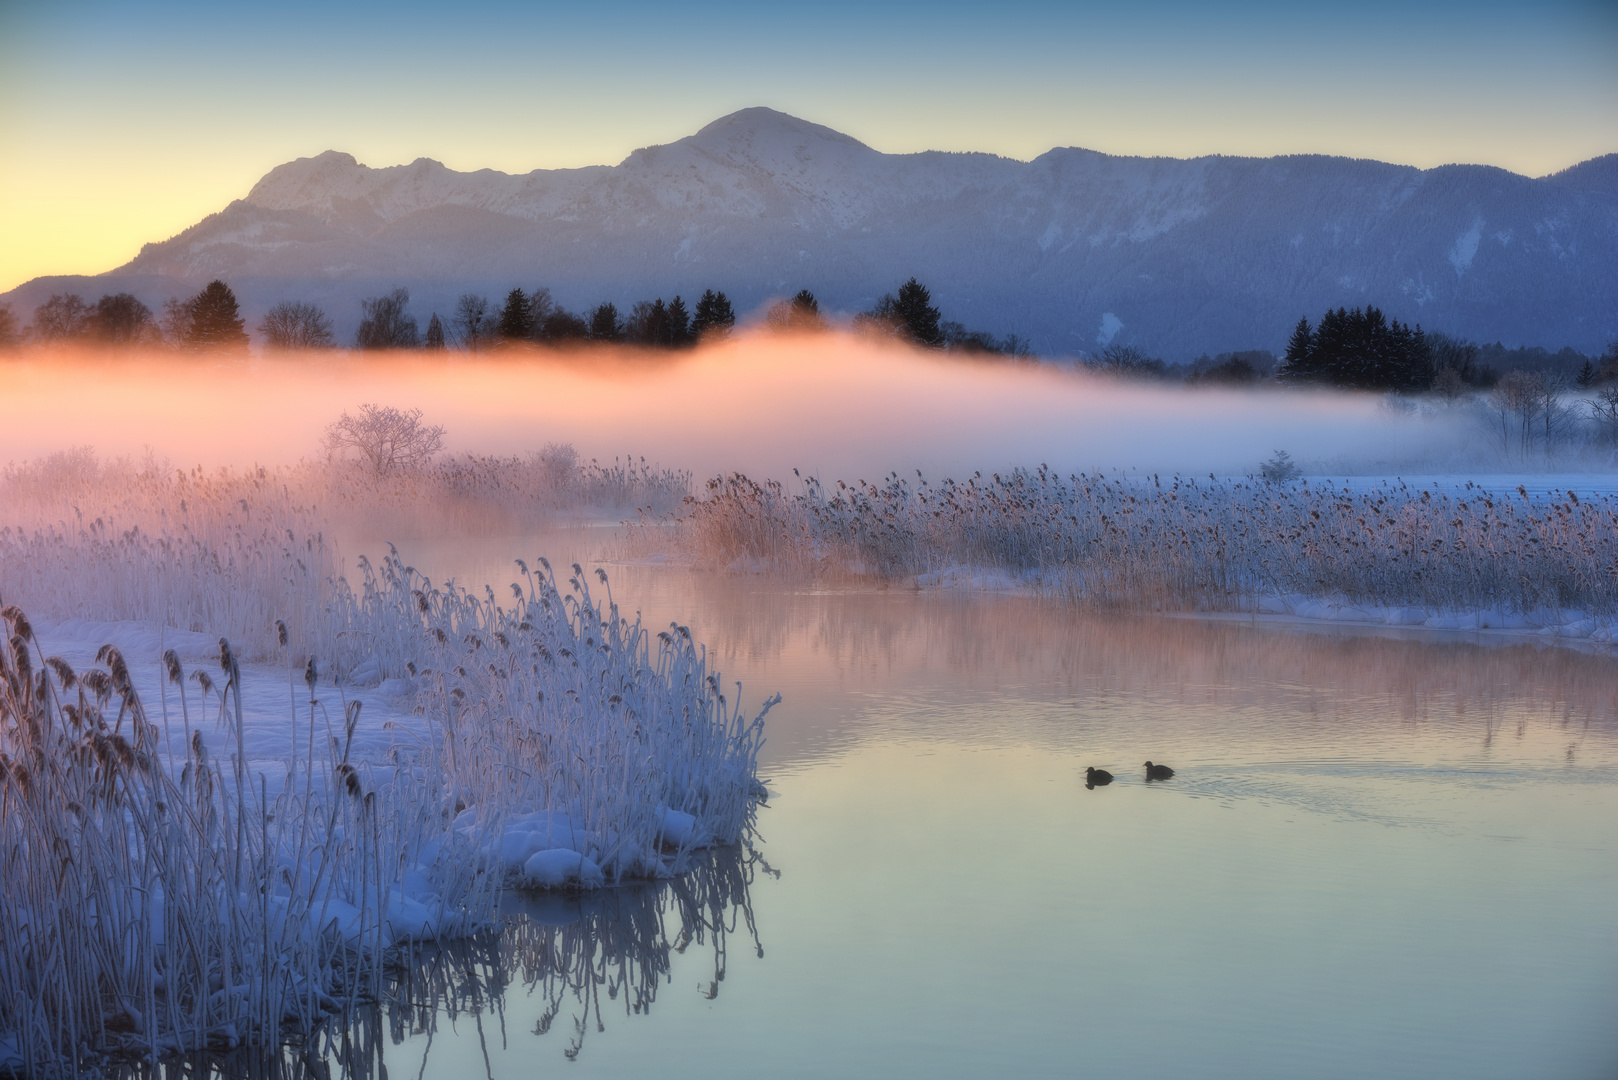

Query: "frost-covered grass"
left=653, top=469, right=1618, bottom=621
left=0, top=447, right=688, bottom=665
left=0, top=450, right=765, bottom=1072
left=0, top=444, right=688, bottom=540
left=0, top=557, right=771, bottom=1070
left=0, top=607, right=474, bottom=1071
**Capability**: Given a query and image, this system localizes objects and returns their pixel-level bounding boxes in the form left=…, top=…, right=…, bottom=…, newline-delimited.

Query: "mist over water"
left=0, top=334, right=1469, bottom=482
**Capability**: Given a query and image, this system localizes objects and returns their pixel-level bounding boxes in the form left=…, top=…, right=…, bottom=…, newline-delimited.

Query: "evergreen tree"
left=765, top=289, right=826, bottom=332
left=667, top=295, right=691, bottom=347
left=892, top=278, right=943, bottom=346
left=649, top=298, right=670, bottom=345
left=691, top=290, right=735, bottom=340
left=186, top=280, right=250, bottom=354
left=496, top=288, right=533, bottom=341
left=588, top=302, right=622, bottom=341
left=1277, top=305, right=1431, bottom=391
left=424, top=313, right=446, bottom=350
left=1283, top=318, right=1313, bottom=369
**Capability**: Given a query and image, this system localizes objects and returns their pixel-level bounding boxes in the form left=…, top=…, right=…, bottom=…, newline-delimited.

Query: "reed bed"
left=0, top=502, right=768, bottom=1073
left=0, top=447, right=689, bottom=665
left=0, top=606, right=478, bottom=1074
left=0, top=554, right=770, bottom=1072
left=656, top=469, right=1618, bottom=619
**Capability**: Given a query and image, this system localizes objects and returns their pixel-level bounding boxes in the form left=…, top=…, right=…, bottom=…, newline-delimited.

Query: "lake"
left=311, top=530, right=1618, bottom=1079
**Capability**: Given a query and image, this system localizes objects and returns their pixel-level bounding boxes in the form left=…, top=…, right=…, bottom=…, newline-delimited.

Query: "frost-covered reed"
left=0, top=606, right=481, bottom=1073
left=658, top=469, right=1618, bottom=617
left=0, top=553, right=770, bottom=1070
left=0, top=447, right=689, bottom=664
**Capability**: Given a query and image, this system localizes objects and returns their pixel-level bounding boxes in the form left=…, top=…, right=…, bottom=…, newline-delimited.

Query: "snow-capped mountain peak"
left=4, top=109, right=1612, bottom=357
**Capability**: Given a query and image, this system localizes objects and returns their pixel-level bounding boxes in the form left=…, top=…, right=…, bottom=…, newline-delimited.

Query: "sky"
left=0, top=0, right=1613, bottom=293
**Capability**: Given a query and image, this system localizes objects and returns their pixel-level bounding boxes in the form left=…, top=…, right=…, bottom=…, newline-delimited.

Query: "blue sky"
left=1, top=0, right=1613, bottom=289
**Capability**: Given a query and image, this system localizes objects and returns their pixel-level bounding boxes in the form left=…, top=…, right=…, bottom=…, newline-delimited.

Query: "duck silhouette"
left=1144, top=761, right=1175, bottom=781
left=1085, top=766, right=1114, bottom=789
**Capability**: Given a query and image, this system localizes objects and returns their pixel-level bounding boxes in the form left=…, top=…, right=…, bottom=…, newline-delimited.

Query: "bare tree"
left=323, top=404, right=446, bottom=476
left=455, top=294, right=492, bottom=353
left=159, top=297, right=192, bottom=347
left=1085, top=344, right=1167, bottom=380
left=31, top=294, right=91, bottom=342
left=1588, top=384, right=1618, bottom=452
left=1535, top=372, right=1569, bottom=457
left=1488, top=370, right=1543, bottom=460
left=355, top=289, right=419, bottom=349
left=259, top=301, right=335, bottom=350
left=0, top=304, right=19, bottom=348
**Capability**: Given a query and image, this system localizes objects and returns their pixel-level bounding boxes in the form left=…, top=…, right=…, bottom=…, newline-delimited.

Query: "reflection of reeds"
left=656, top=470, right=1618, bottom=616
left=90, top=841, right=770, bottom=1078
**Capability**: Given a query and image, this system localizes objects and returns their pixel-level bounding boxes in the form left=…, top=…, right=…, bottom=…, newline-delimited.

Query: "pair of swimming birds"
left=1086, top=762, right=1173, bottom=788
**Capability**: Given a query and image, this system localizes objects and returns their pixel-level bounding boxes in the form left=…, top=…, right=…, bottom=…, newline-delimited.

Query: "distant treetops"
left=1278, top=306, right=1432, bottom=392
left=14, top=279, right=251, bottom=355
left=4, top=274, right=1027, bottom=358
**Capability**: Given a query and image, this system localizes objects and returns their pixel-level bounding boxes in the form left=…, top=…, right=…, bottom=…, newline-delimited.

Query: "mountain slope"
left=6, top=107, right=1615, bottom=357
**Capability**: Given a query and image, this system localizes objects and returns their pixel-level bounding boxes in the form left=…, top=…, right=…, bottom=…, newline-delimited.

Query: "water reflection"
left=360, top=533, right=1618, bottom=771
left=107, top=841, right=773, bottom=1080
left=309, top=537, right=1618, bottom=1079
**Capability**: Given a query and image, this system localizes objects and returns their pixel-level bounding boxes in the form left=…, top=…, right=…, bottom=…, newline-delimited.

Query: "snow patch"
left=1097, top=313, right=1123, bottom=346
left=1449, top=220, right=1483, bottom=275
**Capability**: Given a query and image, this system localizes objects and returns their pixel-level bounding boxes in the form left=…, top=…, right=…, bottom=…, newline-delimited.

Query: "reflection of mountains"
left=115, top=842, right=771, bottom=1078
left=604, top=568, right=1618, bottom=762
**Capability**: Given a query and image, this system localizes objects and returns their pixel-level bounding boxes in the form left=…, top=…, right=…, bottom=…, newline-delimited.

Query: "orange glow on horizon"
left=0, top=331, right=1461, bottom=482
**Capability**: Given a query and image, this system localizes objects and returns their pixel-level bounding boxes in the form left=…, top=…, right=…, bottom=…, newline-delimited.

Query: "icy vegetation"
left=655, top=470, right=1618, bottom=636
left=0, top=451, right=769, bottom=1070
left=0, top=447, right=688, bottom=664
left=0, top=564, right=770, bottom=1068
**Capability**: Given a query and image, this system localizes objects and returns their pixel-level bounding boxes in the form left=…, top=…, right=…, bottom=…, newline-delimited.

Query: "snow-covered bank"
left=0, top=552, right=772, bottom=1068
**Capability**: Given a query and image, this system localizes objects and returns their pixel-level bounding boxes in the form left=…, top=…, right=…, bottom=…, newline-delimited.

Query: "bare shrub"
left=324, top=404, right=445, bottom=476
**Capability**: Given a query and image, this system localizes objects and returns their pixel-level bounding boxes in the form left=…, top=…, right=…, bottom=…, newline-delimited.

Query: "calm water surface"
left=337, top=532, right=1618, bottom=1079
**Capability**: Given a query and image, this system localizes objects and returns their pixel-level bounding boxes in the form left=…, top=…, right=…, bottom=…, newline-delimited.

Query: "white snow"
left=1097, top=313, right=1123, bottom=346
left=1449, top=220, right=1483, bottom=274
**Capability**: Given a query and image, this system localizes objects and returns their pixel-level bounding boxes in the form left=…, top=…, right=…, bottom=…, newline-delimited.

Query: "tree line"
left=3, top=286, right=1609, bottom=402
left=3, top=281, right=252, bottom=354
left=0, top=275, right=1030, bottom=358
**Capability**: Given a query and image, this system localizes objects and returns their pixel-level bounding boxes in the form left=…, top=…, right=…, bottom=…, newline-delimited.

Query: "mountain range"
left=6, top=107, right=1615, bottom=358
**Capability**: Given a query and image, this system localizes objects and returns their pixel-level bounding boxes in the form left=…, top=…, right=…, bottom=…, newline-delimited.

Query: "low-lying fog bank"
left=0, top=333, right=1551, bottom=481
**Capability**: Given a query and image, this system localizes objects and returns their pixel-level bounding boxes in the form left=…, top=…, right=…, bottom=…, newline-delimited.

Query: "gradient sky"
left=1, top=0, right=1613, bottom=293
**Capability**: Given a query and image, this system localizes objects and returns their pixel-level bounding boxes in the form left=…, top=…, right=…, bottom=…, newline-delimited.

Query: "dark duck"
left=1144, top=761, right=1175, bottom=781
left=1085, top=766, right=1114, bottom=789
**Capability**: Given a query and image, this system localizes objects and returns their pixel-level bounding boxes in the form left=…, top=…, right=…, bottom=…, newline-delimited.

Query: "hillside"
left=5, top=108, right=1614, bottom=357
